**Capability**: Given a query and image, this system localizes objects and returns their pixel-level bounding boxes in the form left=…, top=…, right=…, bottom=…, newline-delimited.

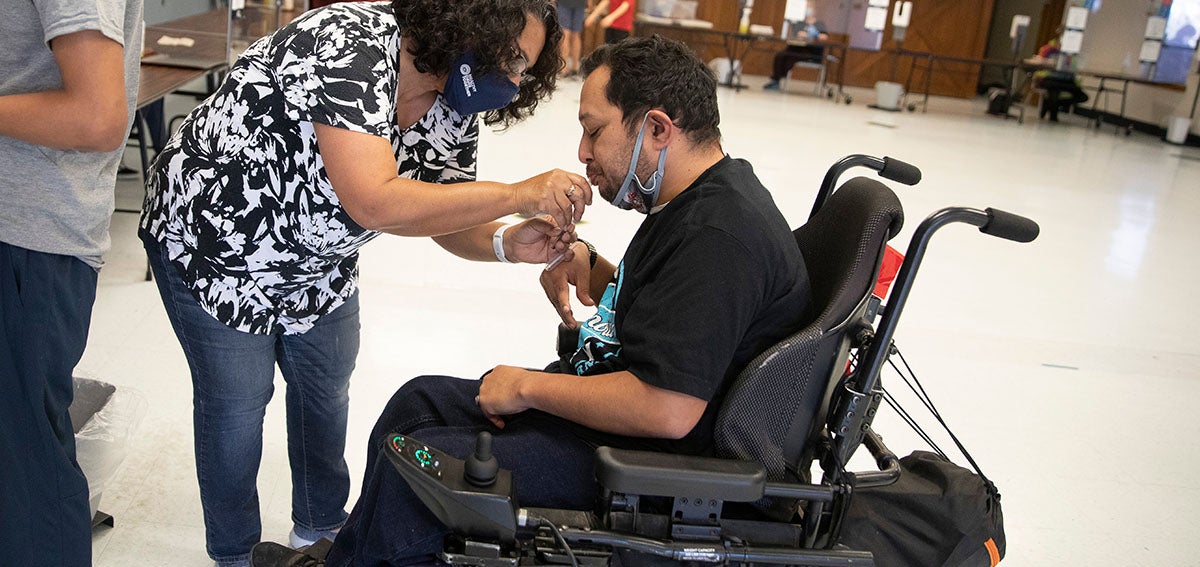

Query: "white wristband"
left=493, top=224, right=516, bottom=263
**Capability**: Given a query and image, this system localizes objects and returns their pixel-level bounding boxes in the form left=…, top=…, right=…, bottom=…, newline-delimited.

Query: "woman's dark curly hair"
left=390, top=0, right=563, bottom=128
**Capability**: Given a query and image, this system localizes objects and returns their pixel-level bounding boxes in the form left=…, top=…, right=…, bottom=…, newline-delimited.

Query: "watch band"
left=578, top=238, right=597, bottom=268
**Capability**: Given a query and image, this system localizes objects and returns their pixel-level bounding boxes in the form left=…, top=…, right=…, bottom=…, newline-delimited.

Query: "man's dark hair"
left=581, top=35, right=721, bottom=146
left=391, top=0, right=563, bottom=128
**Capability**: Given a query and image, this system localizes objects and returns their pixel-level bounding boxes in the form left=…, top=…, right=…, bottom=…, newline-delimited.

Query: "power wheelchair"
left=383, top=155, right=1039, bottom=566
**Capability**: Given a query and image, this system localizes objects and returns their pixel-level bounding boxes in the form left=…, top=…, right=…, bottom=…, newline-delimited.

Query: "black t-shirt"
left=568, top=156, right=812, bottom=455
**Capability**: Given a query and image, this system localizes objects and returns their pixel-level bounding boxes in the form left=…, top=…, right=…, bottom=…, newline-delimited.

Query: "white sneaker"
left=288, top=528, right=313, bottom=549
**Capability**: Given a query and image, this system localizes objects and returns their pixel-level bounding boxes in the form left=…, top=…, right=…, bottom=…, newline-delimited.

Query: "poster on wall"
left=1065, top=6, right=1089, bottom=29
left=865, top=6, right=887, bottom=30
left=1061, top=29, right=1085, bottom=53
left=784, top=0, right=809, bottom=22
left=1140, top=39, right=1163, bottom=61
left=1145, top=16, right=1167, bottom=39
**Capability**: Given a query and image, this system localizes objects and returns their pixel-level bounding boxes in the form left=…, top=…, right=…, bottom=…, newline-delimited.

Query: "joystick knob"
left=464, top=431, right=499, bottom=487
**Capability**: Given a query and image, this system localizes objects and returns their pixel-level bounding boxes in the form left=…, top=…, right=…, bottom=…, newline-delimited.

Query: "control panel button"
left=414, top=449, right=433, bottom=466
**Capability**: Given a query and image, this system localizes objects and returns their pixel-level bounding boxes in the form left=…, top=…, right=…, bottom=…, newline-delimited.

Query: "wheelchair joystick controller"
left=465, top=431, right=499, bottom=487
left=383, top=431, right=519, bottom=544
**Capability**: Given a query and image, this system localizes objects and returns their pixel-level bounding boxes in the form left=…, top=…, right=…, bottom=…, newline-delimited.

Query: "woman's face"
left=506, top=12, right=547, bottom=87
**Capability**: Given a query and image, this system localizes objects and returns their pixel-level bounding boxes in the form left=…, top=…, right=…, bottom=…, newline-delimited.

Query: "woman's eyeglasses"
left=502, top=46, right=530, bottom=81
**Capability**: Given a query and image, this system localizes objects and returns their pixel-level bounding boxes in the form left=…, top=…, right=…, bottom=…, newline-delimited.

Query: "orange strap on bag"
left=872, top=245, right=904, bottom=299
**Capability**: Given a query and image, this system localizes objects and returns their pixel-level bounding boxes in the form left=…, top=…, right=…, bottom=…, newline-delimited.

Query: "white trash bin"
left=1166, top=116, right=1191, bottom=144
left=708, top=57, right=743, bottom=85
left=874, top=81, right=904, bottom=111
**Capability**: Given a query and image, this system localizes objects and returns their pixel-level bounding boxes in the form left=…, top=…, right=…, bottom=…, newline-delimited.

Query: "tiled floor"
left=84, top=76, right=1200, bottom=566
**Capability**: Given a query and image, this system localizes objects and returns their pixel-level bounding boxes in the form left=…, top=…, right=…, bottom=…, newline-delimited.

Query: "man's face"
left=577, top=65, right=657, bottom=204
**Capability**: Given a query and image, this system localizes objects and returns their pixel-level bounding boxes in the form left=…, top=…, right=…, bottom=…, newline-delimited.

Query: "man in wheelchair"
left=251, top=35, right=815, bottom=566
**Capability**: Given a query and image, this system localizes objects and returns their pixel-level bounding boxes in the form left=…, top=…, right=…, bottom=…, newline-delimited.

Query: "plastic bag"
left=73, top=377, right=148, bottom=520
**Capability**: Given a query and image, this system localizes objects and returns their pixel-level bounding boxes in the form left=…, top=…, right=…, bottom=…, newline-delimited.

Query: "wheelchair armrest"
left=596, top=447, right=767, bottom=502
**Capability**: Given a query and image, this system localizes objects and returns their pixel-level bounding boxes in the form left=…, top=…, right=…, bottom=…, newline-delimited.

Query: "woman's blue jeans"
left=144, top=236, right=355, bottom=565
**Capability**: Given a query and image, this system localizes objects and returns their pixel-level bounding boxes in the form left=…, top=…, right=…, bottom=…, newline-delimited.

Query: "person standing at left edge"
left=0, top=0, right=144, bottom=565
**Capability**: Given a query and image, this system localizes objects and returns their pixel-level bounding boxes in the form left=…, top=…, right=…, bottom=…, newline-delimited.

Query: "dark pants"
left=771, top=45, right=825, bottom=81
left=0, top=242, right=96, bottom=566
left=605, top=27, right=631, bottom=44
left=1037, top=77, right=1089, bottom=121
left=325, top=376, right=600, bottom=566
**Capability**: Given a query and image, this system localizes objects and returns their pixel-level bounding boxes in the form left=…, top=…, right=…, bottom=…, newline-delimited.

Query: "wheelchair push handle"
left=812, top=154, right=921, bottom=220
left=879, top=156, right=922, bottom=186
left=981, top=207, right=1040, bottom=243
left=851, top=206, right=1039, bottom=399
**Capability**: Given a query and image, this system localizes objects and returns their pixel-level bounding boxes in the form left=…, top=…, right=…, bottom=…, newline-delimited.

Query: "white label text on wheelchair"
left=676, top=547, right=721, bottom=562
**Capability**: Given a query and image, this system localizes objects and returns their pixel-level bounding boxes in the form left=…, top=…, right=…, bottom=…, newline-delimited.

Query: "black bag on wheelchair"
left=839, top=450, right=1005, bottom=567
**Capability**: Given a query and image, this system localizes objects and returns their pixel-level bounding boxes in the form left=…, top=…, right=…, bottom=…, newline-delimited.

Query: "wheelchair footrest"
left=596, top=447, right=766, bottom=502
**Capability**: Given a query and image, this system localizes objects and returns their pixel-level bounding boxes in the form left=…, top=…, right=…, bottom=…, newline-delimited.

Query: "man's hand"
left=540, top=241, right=595, bottom=328
left=478, top=365, right=535, bottom=428
left=506, top=215, right=577, bottom=264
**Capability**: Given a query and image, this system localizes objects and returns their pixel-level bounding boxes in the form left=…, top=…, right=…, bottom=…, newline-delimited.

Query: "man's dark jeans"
left=326, top=376, right=601, bottom=566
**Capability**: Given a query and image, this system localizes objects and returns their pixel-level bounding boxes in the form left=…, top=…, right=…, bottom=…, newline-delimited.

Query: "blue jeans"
left=0, top=243, right=95, bottom=567
left=144, top=236, right=356, bottom=565
left=325, top=376, right=600, bottom=566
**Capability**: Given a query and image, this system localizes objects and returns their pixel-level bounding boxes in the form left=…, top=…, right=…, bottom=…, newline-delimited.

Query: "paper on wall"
left=1144, top=16, right=1166, bottom=40
left=1065, top=6, right=1088, bottom=30
left=865, top=7, right=887, bottom=31
left=1061, top=29, right=1084, bottom=54
left=1139, top=40, right=1162, bottom=62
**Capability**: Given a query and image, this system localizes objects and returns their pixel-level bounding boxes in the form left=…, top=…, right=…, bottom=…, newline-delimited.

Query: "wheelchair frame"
left=385, top=155, right=1038, bottom=567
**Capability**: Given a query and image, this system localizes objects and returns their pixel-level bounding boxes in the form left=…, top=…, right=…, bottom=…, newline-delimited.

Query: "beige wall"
left=1073, top=0, right=1199, bottom=135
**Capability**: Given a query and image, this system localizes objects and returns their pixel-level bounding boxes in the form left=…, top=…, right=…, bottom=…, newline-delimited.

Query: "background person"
left=138, top=1, right=591, bottom=565
left=587, top=0, right=636, bottom=44
left=0, top=0, right=143, bottom=565
left=1025, top=31, right=1089, bottom=122
left=557, top=0, right=589, bottom=77
left=763, top=10, right=829, bottom=91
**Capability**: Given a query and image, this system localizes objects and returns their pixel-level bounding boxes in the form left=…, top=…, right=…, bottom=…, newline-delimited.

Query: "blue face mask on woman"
left=611, top=112, right=668, bottom=214
left=442, top=50, right=521, bottom=116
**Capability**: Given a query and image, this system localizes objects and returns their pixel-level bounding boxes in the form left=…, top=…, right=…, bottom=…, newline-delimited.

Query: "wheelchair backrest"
left=713, top=177, right=903, bottom=513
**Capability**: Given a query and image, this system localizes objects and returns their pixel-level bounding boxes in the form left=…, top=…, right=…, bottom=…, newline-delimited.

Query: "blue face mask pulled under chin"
left=442, top=50, right=520, bottom=116
left=612, top=113, right=668, bottom=214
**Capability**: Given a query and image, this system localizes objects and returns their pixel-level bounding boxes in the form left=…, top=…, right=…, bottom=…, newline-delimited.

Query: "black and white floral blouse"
left=141, top=2, right=478, bottom=335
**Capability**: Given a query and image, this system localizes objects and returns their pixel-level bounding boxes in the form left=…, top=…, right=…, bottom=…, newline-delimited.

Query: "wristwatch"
left=578, top=238, right=597, bottom=268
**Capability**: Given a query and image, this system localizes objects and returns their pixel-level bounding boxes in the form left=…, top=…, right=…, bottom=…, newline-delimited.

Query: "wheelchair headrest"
left=793, top=177, right=903, bottom=328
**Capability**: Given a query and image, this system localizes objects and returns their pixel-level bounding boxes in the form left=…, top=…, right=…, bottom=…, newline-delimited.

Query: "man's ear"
left=645, top=109, right=675, bottom=148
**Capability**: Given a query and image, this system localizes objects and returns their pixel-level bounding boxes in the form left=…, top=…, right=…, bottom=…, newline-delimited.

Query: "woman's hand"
left=505, top=215, right=577, bottom=264
left=540, top=241, right=596, bottom=328
left=510, top=169, right=592, bottom=232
